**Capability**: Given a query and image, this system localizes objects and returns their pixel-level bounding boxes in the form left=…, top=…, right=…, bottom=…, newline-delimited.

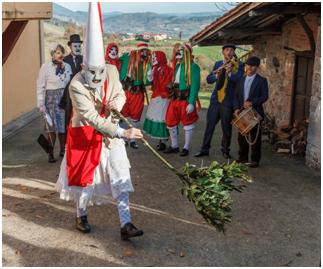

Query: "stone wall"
left=252, top=13, right=320, bottom=126
left=306, top=26, right=321, bottom=170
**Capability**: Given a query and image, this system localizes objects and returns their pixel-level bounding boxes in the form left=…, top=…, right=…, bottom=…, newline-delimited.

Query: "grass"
left=194, top=46, right=223, bottom=63
left=198, top=91, right=212, bottom=109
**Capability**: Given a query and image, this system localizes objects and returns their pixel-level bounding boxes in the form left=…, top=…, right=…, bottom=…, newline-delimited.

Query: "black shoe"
left=59, top=150, right=65, bottom=157
left=163, top=146, right=179, bottom=154
left=130, top=141, right=139, bottom=149
left=157, top=142, right=166, bottom=151
left=120, top=222, right=144, bottom=240
left=180, top=148, right=189, bottom=156
left=48, top=153, right=57, bottom=163
left=194, top=151, right=209, bottom=157
left=124, top=141, right=129, bottom=147
left=75, top=216, right=91, bottom=233
left=249, top=162, right=259, bottom=168
left=222, top=152, right=232, bottom=159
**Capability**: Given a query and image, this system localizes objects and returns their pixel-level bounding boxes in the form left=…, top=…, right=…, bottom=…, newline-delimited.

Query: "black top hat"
left=68, top=34, right=83, bottom=46
left=246, top=56, right=261, bottom=66
left=222, top=44, right=236, bottom=50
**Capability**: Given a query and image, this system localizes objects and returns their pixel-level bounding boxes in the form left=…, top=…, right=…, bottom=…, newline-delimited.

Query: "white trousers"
left=75, top=191, right=131, bottom=227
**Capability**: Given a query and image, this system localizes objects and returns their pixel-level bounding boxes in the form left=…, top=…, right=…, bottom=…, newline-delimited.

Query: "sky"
left=57, top=2, right=234, bottom=14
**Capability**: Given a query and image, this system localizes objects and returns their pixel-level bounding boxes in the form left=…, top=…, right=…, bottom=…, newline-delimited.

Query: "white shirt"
left=175, top=65, right=181, bottom=83
left=244, top=73, right=256, bottom=101
left=36, top=61, right=72, bottom=108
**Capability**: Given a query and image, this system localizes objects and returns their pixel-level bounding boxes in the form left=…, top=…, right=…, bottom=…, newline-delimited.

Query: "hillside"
left=52, top=3, right=222, bottom=38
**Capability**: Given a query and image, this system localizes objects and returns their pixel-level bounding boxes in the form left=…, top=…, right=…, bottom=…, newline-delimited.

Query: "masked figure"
left=56, top=3, right=144, bottom=240
left=143, top=51, right=172, bottom=151
left=59, top=34, right=83, bottom=135
left=119, top=42, right=152, bottom=149
left=37, top=44, right=72, bottom=162
left=105, top=42, right=121, bottom=71
left=164, top=43, right=201, bottom=156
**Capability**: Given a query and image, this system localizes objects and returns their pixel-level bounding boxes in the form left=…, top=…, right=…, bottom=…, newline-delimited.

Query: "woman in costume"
left=143, top=51, right=172, bottom=151
left=36, top=44, right=72, bottom=162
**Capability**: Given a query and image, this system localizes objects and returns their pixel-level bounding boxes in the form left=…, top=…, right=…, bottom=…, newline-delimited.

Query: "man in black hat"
left=234, top=56, right=269, bottom=168
left=195, top=44, right=244, bottom=159
left=59, top=34, right=83, bottom=135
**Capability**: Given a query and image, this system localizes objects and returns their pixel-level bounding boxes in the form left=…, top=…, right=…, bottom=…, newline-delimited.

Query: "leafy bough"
left=180, top=161, right=252, bottom=232
left=112, top=109, right=252, bottom=232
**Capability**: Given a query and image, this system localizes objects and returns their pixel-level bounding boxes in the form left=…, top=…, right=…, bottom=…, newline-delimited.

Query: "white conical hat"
left=83, top=2, right=105, bottom=68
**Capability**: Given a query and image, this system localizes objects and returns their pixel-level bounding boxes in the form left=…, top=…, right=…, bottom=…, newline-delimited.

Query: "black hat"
left=222, top=44, right=236, bottom=50
left=246, top=56, right=261, bottom=66
left=68, top=34, right=83, bottom=46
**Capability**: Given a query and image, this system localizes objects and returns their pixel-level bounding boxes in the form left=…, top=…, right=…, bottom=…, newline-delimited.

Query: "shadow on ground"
left=2, top=108, right=321, bottom=266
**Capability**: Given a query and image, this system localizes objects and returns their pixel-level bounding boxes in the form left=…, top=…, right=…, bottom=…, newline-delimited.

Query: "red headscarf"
left=105, top=42, right=121, bottom=71
left=151, top=51, right=173, bottom=99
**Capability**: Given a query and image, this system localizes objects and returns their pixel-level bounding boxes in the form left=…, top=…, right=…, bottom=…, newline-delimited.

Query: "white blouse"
left=36, top=61, right=72, bottom=108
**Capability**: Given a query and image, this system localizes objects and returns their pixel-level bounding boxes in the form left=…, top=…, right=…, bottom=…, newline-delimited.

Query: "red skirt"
left=66, top=125, right=103, bottom=187
left=121, top=91, right=144, bottom=121
left=165, top=99, right=198, bottom=127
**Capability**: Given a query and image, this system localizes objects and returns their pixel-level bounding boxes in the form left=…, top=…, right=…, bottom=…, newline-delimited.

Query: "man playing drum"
left=234, top=56, right=269, bottom=168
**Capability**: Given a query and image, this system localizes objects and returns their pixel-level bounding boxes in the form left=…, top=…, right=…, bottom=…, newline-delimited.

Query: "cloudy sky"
left=57, top=2, right=235, bottom=14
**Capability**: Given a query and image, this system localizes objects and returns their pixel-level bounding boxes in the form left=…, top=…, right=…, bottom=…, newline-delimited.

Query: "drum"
left=232, top=107, right=263, bottom=135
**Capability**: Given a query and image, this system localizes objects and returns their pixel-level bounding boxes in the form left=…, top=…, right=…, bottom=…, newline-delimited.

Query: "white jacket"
left=36, top=61, right=72, bottom=108
left=69, top=64, right=126, bottom=148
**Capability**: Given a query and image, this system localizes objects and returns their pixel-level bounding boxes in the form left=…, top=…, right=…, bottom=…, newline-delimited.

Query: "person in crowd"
left=37, top=44, right=72, bottom=162
left=164, top=43, right=200, bottom=157
left=195, top=44, right=244, bottom=159
left=59, top=34, right=83, bottom=135
left=234, top=56, right=269, bottom=168
left=56, top=3, right=144, bottom=239
left=143, top=50, right=172, bottom=151
left=119, top=42, right=152, bottom=149
left=105, top=42, right=122, bottom=71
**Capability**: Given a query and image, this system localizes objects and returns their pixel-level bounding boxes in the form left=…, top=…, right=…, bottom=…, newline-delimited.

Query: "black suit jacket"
left=234, top=73, right=269, bottom=117
left=63, top=54, right=83, bottom=77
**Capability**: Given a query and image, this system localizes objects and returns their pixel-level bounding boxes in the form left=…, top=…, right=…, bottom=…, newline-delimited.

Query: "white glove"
left=114, top=127, right=126, bottom=138
left=123, top=127, right=143, bottom=140
left=105, top=100, right=118, bottom=112
left=186, top=104, right=194, bottom=114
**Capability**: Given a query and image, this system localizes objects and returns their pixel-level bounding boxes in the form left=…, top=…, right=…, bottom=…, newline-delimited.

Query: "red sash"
left=66, top=80, right=108, bottom=187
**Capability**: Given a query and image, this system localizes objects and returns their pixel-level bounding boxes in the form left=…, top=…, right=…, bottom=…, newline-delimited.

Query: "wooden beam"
left=198, top=38, right=256, bottom=47
left=190, top=2, right=264, bottom=45
left=218, top=27, right=281, bottom=37
left=296, top=14, right=316, bottom=55
left=2, top=20, right=28, bottom=65
left=249, top=5, right=320, bottom=17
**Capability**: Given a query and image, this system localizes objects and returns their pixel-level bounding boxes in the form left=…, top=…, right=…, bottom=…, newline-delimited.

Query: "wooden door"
left=292, top=53, right=314, bottom=122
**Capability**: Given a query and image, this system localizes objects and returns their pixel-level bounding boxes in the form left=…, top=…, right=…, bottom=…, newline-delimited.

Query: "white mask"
left=84, top=65, right=106, bottom=89
left=108, top=47, right=118, bottom=59
left=152, top=53, right=158, bottom=66
left=71, top=43, right=82, bottom=56
left=175, top=48, right=184, bottom=60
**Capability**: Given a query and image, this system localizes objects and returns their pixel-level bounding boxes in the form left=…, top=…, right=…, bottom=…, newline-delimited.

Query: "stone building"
left=190, top=2, right=321, bottom=169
